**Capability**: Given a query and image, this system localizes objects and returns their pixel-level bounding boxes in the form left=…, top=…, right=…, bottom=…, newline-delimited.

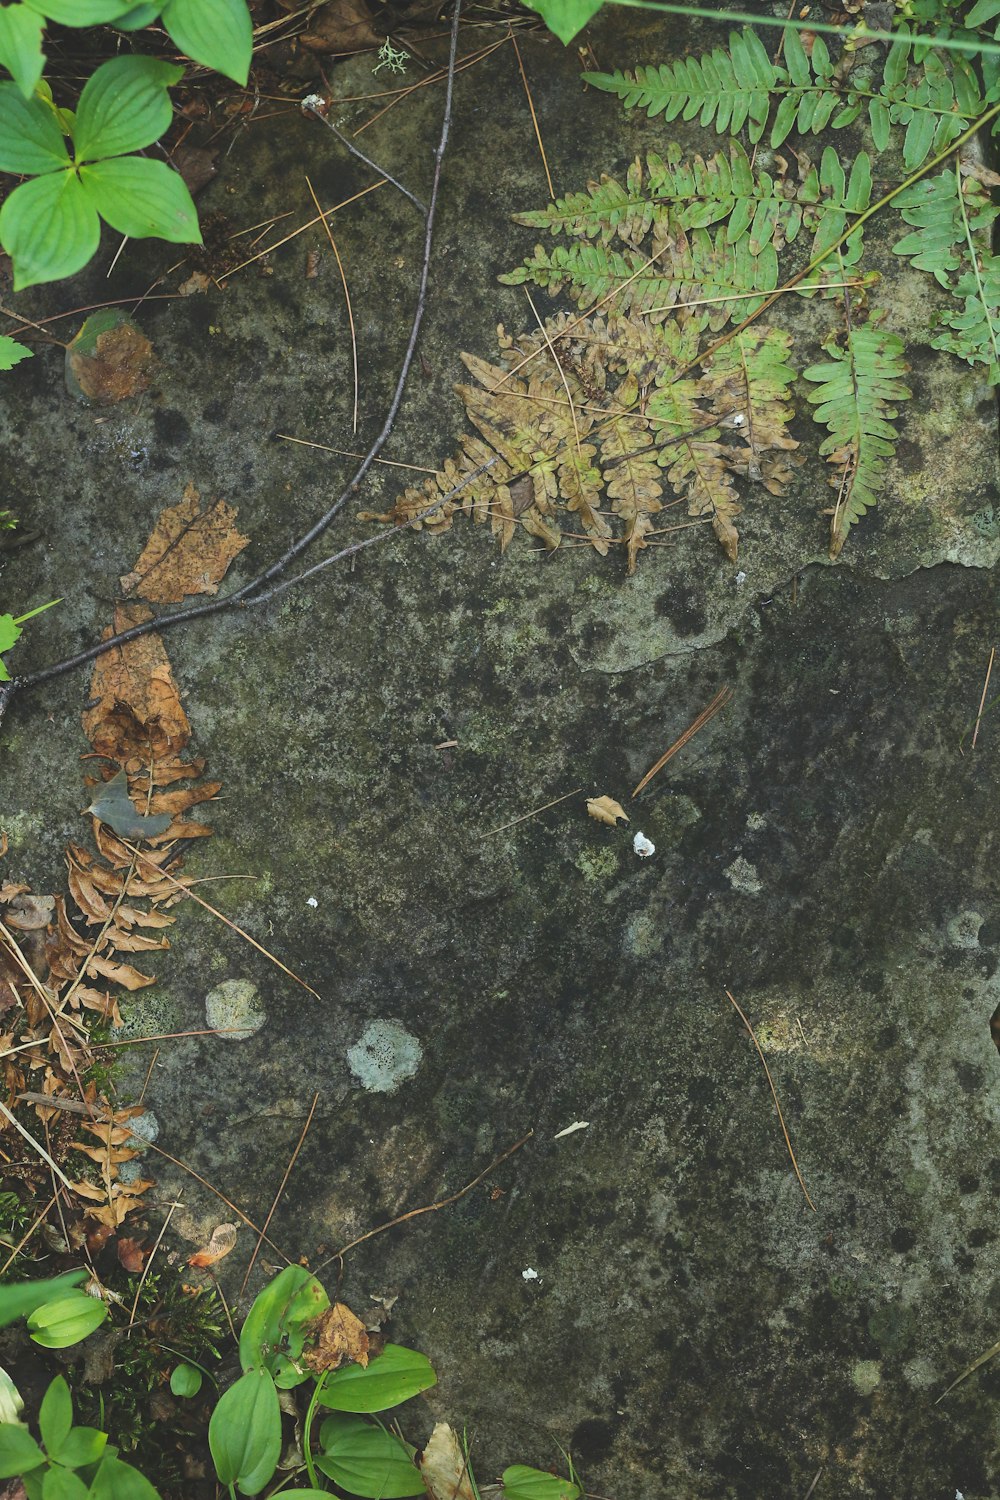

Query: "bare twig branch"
left=1, top=0, right=465, bottom=725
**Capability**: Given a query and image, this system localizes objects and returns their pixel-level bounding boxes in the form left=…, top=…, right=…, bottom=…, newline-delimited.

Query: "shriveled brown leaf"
left=302, top=1302, right=371, bottom=1373
left=86, top=955, right=156, bottom=990
left=187, top=1222, right=238, bottom=1268
left=117, top=1236, right=150, bottom=1272
left=2, top=893, right=53, bottom=931
left=419, top=1423, right=477, bottom=1500
left=178, top=270, right=212, bottom=296
left=83, top=603, right=191, bottom=762
left=67, top=317, right=154, bottom=405
left=301, top=0, right=380, bottom=52
left=120, top=483, right=250, bottom=604
left=586, top=795, right=629, bottom=827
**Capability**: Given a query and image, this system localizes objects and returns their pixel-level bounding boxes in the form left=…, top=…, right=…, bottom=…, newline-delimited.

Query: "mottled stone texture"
left=3, top=12, right=1000, bottom=1498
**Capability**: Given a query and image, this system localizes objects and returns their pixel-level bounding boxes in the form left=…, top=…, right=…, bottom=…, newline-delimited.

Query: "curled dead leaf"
left=187, top=1222, right=238, bottom=1268
left=302, top=1302, right=371, bottom=1373
left=586, top=795, right=629, bottom=827
left=419, top=1423, right=477, bottom=1500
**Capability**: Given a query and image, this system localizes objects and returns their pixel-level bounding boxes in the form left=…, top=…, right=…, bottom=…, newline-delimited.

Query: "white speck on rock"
left=347, top=1019, right=422, bottom=1094
left=633, top=832, right=655, bottom=858
left=735, top=570, right=747, bottom=587
left=306, top=896, right=318, bottom=908
left=522, top=1267, right=539, bottom=1281
left=205, top=978, right=266, bottom=1040
left=724, top=857, right=763, bottom=894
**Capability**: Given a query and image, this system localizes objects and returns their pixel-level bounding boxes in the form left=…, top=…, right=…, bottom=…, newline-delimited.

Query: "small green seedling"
left=0, top=597, right=60, bottom=681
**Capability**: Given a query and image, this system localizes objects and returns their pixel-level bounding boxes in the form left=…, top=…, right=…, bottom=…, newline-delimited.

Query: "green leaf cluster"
left=0, top=0, right=251, bottom=98
left=0, top=55, right=201, bottom=288
left=0, top=1375, right=160, bottom=1499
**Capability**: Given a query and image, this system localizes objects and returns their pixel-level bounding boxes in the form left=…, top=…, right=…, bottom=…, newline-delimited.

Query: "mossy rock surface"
left=2, top=13, right=1000, bottom=1498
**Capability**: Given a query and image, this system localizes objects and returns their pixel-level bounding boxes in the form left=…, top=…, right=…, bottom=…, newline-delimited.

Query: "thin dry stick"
left=137, top=1046, right=159, bottom=1106
left=224, top=179, right=385, bottom=278
left=486, top=787, right=582, bottom=836
left=276, top=433, right=439, bottom=474
left=317, top=1127, right=533, bottom=1272
left=303, top=103, right=426, bottom=214
left=306, top=174, right=359, bottom=433
left=724, top=990, right=816, bottom=1213
left=240, top=1090, right=319, bottom=1296
left=129, top=1192, right=182, bottom=1327
left=4, top=1, right=465, bottom=721
left=121, top=841, right=321, bottom=1000
left=632, top=685, right=732, bottom=797
left=510, top=27, right=554, bottom=197
left=972, top=646, right=995, bottom=749
left=0, top=1097, right=77, bottom=1191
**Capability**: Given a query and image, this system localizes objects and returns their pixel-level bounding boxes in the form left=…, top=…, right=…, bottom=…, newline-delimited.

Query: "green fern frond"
left=802, top=328, right=911, bottom=557
left=929, top=253, right=1000, bottom=383
left=892, top=169, right=1000, bottom=285
left=582, top=29, right=777, bottom=142
left=584, top=26, right=981, bottom=168
left=501, top=228, right=779, bottom=329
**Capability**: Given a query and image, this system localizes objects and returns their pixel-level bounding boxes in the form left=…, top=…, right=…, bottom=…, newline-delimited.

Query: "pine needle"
left=123, top=842, right=321, bottom=1000
left=632, top=686, right=732, bottom=797
left=972, top=646, right=995, bottom=749
left=306, top=174, right=359, bottom=433
left=510, top=27, right=554, bottom=198
left=725, top=989, right=816, bottom=1212
left=240, top=1091, right=319, bottom=1296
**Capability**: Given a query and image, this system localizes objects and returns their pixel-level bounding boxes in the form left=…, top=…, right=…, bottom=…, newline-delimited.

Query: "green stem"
left=303, top=1371, right=330, bottom=1491
left=608, top=1, right=1000, bottom=59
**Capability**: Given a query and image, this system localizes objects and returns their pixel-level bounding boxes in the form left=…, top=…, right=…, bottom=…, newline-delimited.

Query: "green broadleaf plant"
left=0, top=55, right=200, bottom=289
left=0, top=0, right=250, bottom=97
left=0, top=598, right=61, bottom=681
left=0, top=1375, right=160, bottom=1498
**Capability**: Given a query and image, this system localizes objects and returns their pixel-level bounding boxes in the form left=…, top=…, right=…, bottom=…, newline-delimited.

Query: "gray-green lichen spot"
left=574, top=847, right=620, bottom=882
left=118, top=1109, right=158, bottom=1185
left=947, top=910, right=984, bottom=948
left=347, top=1018, right=422, bottom=1093
left=205, top=978, right=265, bottom=1041
left=724, top=856, right=763, bottom=894
left=851, top=1360, right=883, bottom=1396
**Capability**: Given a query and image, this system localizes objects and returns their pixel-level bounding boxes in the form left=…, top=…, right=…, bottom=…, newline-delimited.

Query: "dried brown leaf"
left=83, top=604, right=191, bottom=762
left=120, top=483, right=250, bottom=604
left=586, top=795, right=629, bottom=827
left=187, top=1222, right=238, bottom=1268
left=67, top=318, right=154, bottom=405
left=302, top=1302, right=371, bottom=1373
left=419, top=1423, right=477, bottom=1500
left=300, top=0, right=380, bottom=52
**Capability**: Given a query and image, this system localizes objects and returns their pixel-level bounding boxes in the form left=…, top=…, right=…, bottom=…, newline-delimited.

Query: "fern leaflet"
left=928, top=253, right=1000, bottom=383
left=892, top=169, right=1000, bottom=285
left=802, top=329, right=911, bottom=558
left=583, top=27, right=983, bottom=169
